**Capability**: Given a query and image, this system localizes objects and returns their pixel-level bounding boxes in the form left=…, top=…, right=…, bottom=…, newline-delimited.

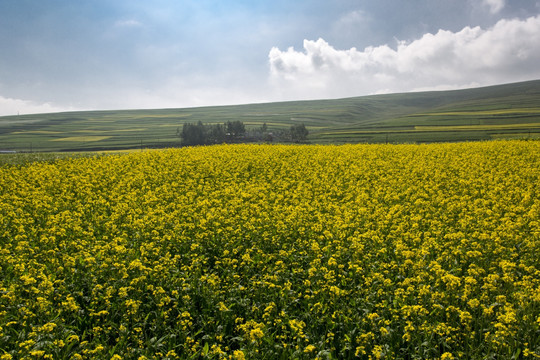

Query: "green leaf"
left=202, top=342, right=209, bottom=356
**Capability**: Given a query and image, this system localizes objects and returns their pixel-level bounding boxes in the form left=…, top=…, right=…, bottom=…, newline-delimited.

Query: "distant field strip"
left=73, top=130, right=108, bottom=133
left=87, top=114, right=193, bottom=121
left=51, top=136, right=112, bottom=142
left=491, top=132, right=540, bottom=139
left=317, top=129, right=412, bottom=136
left=410, top=108, right=540, bottom=116
left=316, top=122, right=540, bottom=136
left=415, top=122, right=540, bottom=131
left=112, top=128, right=148, bottom=132
left=11, top=130, right=62, bottom=134
left=72, top=129, right=148, bottom=133
left=243, top=113, right=287, bottom=116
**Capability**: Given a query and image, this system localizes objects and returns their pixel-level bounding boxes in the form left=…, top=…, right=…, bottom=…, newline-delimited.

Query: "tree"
left=290, top=123, right=308, bottom=142
left=181, top=121, right=206, bottom=146
left=206, top=123, right=226, bottom=144
left=226, top=120, right=246, bottom=137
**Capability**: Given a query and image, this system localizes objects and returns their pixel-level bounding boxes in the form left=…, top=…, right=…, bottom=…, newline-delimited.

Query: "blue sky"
left=1, top=0, right=540, bottom=115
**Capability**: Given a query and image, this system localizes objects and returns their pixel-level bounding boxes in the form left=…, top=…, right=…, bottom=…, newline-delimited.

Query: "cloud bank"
left=0, top=96, right=74, bottom=116
left=482, top=0, right=505, bottom=14
left=269, top=15, right=540, bottom=99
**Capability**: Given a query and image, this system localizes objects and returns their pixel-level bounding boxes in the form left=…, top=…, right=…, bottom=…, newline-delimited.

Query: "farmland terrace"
left=1, top=79, right=540, bottom=152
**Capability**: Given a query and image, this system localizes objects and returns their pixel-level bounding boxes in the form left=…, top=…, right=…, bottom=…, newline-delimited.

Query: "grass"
left=1, top=79, right=540, bottom=151
left=0, top=149, right=148, bottom=167
left=0, top=152, right=101, bottom=166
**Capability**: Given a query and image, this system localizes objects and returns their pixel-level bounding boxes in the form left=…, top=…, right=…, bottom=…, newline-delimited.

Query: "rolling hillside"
left=1, top=79, right=540, bottom=152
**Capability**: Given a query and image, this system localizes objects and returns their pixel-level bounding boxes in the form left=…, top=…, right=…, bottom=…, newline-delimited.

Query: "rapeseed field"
left=0, top=141, right=539, bottom=359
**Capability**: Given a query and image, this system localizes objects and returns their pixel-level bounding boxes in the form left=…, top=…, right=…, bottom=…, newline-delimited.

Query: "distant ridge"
left=1, top=79, right=540, bottom=151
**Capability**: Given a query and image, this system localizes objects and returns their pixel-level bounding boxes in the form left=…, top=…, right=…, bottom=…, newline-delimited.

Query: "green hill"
left=1, top=79, right=540, bottom=152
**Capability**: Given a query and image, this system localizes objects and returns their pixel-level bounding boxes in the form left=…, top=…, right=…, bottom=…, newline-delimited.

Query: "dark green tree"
left=180, top=120, right=249, bottom=145
left=181, top=121, right=206, bottom=146
left=226, top=120, right=246, bottom=137
left=290, top=123, right=309, bottom=142
left=206, top=123, right=226, bottom=144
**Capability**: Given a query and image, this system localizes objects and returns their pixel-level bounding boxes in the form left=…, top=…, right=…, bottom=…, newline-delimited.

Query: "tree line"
left=178, top=120, right=308, bottom=146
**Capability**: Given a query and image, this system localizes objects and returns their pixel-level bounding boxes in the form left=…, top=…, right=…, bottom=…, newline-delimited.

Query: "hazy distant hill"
left=1, top=79, right=540, bottom=152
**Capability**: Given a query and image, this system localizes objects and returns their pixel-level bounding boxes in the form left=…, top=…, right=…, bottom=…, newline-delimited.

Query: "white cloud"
left=482, top=0, right=505, bottom=14
left=268, top=15, right=540, bottom=100
left=114, top=19, right=143, bottom=28
left=0, top=96, right=76, bottom=116
left=336, top=10, right=369, bottom=29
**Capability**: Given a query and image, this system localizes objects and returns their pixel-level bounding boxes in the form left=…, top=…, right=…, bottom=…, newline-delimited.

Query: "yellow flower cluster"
left=0, top=141, right=539, bottom=359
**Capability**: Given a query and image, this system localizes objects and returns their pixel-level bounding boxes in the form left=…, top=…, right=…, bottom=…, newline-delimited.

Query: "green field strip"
left=415, top=122, right=540, bottom=131
left=51, top=136, right=113, bottom=142
left=491, top=132, right=540, bottom=139
left=11, top=130, right=63, bottom=134
left=409, top=107, right=540, bottom=117
left=314, top=125, right=540, bottom=139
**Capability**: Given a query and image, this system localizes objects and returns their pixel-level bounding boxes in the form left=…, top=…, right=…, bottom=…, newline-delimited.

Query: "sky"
left=1, top=0, right=540, bottom=116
